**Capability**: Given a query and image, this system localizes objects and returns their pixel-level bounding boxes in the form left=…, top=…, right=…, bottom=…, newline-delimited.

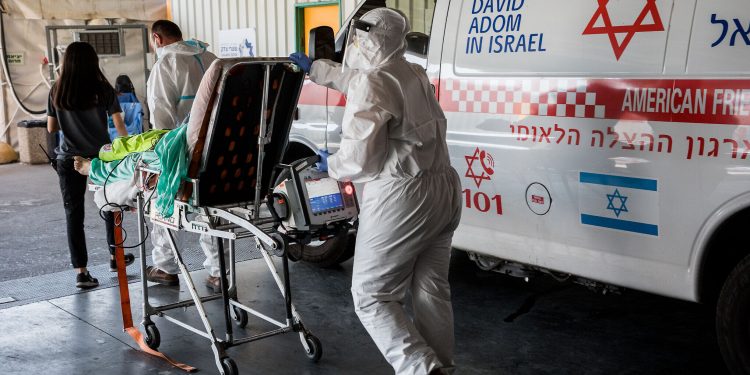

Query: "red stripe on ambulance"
left=297, top=80, right=346, bottom=107
left=439, top=78, right=750, bottom=125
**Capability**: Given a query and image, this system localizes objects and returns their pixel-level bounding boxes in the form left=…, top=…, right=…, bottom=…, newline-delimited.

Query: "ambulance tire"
left=716, top=253, right=750, bottom=375
left=292, top=230, right=356, bottom=268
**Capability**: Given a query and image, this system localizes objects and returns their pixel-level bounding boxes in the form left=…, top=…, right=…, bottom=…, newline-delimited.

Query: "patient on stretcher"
left=74, top=59, right=223, bottom=215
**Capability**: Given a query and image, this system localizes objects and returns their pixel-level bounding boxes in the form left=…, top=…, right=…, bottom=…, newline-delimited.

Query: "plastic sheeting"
left=0, top=0, right=165, bottom=147
left=4, top=0, right=166, bottom=21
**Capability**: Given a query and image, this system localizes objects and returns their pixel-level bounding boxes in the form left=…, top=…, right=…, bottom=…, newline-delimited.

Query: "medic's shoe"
left=76, top=272, right=99, bottom=289
left=205, top=276, right=222, bottom=294
left=145, top=266, right=179, bottom=286
left=109, top=253, right=136, bottom=272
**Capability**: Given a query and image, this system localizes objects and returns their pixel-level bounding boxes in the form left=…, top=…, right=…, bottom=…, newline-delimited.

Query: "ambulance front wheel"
left=716, top=253, right=750, bottom=375
left=291, top=230, right=356, bottom=268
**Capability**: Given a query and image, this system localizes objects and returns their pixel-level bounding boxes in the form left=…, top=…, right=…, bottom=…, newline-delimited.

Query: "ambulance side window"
left=386, top=0, right=436, bottom=68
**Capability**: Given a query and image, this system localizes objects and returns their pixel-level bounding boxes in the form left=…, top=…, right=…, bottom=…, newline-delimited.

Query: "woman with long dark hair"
left=115, top=74, right=139, bottom=103
left=109, top=74, right=143, bottom=139
left=46, top=41, right=134, bottom=288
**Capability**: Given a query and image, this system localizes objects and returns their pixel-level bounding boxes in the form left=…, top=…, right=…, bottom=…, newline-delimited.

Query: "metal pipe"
left=161, top=314, right=213, bottom=340
left=253, top=64, right=272, bottom=220
left=216, top=239, right=234, bottom=342
left=45, top=27, right=54, bottom=91
left=140, top=25, right=150, bottom=94
left=150, top=294, right=223, bottom=312
left=258, top=242, right=305, bottom=328
left=214, top=216, right=276, bottom=232
left=226, top=327, right=293, bottom=346
left=228, top=300, right=286, bottom=328
left=229, top=231, right=236, bottom=290
left=137, top=193, right=154, bottom=319
left=214, top=223, right=243, bottom=231
left=283, top=252, right=293, bottom=323
left=166, top=229, right=221, bottom=344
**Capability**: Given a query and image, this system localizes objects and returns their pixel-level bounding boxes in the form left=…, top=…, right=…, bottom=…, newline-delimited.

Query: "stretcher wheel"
left=304, top=334, right=322, bottom=362
left=231, top=305, right=248, bottom=328
left=221, top=357, right=238, bottom=375
left=144, top=323, right=160, bottom=350
left=269, top=233, right=288, bottom=257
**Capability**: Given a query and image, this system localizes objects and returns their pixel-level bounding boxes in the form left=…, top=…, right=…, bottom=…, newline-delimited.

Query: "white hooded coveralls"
left=309, top=8, right=462, bottom=375
left=147, top=40, right=217, bottom=130
left=146, top=40, right=224, bottom=277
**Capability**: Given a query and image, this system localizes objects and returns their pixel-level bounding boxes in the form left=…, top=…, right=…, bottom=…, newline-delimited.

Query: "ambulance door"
left=324, top=0, right=441, bottom=151
left=294, top=80, right=330, bottom=151
left=427, top=0, right=450, bottom=94
left=440, top=0, right=701, bottom=295
left=293, top=3, right=341, bottom=152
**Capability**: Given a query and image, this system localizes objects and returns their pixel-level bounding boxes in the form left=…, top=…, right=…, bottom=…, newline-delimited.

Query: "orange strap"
left=113, top=211, right=197, bottom=372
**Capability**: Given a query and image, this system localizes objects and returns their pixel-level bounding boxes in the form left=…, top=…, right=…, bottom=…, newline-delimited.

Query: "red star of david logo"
left=582, top=0, right=665, bottom=60
left=465, top=147, right=494, bottom=188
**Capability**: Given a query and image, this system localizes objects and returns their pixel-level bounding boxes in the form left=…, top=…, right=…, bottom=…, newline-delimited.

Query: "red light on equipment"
left=344, top=184, right=354, bottom=195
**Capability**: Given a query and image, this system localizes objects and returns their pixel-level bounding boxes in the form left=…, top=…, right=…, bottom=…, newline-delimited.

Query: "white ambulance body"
left=291, top=1, right=750, bottom=371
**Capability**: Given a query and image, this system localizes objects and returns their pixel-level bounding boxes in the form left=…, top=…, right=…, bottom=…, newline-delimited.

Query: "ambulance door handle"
left=294, top=107, right=299, bottom=121
left=430, top=84, right=436, bottom=94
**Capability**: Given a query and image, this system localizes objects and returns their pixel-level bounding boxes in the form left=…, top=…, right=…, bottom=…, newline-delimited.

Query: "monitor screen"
left=306, top=178, right=344, bottom=214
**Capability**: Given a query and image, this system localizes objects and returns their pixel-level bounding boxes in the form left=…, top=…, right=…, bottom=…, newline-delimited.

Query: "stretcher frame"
left=114, top=59, right=320, bottom=375
left=135, top=185, right=320, bottom=375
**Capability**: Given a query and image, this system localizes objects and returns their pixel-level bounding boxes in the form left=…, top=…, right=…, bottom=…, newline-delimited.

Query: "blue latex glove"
left=289, top=52, right=312, bottom=73
left=316, top=148, right=330, bottom=172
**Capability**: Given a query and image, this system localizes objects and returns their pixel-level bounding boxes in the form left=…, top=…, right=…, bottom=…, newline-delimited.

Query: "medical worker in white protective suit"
left=148, top=20, right=217, bottom=130
left=145, top=20, right=224, bottom=291
left=290, top=8, right=461, bottom=375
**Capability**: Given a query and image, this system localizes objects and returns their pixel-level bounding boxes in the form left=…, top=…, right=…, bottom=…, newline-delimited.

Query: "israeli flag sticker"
left=579, top=172, right=659, bottom=236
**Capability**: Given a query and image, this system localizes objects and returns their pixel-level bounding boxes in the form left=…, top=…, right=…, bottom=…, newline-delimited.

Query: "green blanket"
left=153, top=125, right=189, bottom=217
left=89, top=125, right=189, bottom=217
left=98, top=129, right=169, bottom=162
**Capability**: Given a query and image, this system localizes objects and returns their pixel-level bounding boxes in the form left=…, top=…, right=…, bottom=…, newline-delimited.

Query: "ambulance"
left=288, top=1, right=750, bottom=372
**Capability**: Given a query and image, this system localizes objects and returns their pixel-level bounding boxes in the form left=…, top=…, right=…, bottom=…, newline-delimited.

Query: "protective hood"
left=347, top=8, right=410, bottom=70
left=156, top=39, right=210, bottom=59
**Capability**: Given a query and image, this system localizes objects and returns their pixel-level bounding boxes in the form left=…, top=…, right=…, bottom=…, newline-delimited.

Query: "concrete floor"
left=0, top=162, right=730, bottom=374
left=0, top=163, right=137, bottom=282
left=0, top=253, right=729, bottom=374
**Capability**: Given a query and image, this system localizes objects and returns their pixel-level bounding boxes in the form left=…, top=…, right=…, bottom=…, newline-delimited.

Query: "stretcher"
left=99, top=58, right=357, bottom=375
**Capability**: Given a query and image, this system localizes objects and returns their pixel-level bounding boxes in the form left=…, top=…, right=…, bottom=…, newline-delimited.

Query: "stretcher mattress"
left=187, top=59, right=305, bottom=207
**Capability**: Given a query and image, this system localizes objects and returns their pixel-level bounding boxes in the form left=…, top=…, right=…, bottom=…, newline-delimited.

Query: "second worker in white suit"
left=145, top=20, right=225, bottom=292
left=291, top=8, right=462, bottom=375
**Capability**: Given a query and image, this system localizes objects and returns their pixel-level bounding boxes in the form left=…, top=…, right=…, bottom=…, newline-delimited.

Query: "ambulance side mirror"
left=405, top=32, right=429, bottom=56
left=308, top=26, right=335, bottom=62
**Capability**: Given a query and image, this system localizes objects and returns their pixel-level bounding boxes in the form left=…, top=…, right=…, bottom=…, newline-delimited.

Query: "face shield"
left=342, top=19, right=374, bottom=72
